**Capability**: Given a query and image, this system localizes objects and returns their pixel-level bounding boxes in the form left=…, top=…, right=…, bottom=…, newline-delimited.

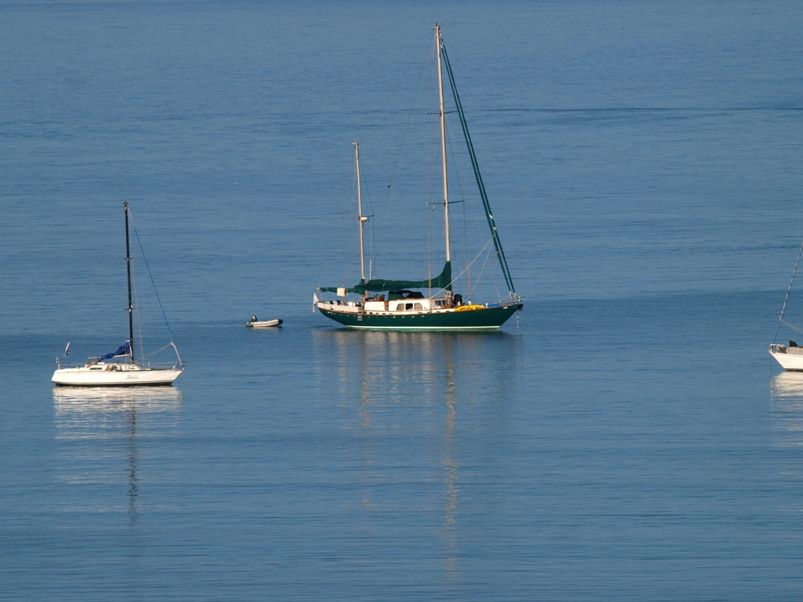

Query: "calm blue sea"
left=3, top=1, right=803, bottom=600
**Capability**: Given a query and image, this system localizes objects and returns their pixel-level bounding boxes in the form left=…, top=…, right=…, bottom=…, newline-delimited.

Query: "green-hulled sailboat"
left=314, top=24, right=523, bottom=331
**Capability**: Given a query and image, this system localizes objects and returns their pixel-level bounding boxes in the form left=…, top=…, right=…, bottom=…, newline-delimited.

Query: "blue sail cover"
left=101, top=341, right=131, bottom=360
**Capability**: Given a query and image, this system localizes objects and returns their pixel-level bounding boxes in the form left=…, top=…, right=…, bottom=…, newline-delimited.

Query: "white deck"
left=769, top=345, right=803, bottom=371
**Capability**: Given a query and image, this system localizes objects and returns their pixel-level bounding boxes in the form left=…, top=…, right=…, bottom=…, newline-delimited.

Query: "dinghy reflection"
left=53, top=386, right=182, bottom=523
left=769, top=372, right=803, bottom=449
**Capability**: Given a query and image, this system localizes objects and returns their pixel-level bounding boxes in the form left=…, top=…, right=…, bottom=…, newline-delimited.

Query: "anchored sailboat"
left=52, top=202, right=184, bottom=386
left=769, top=242, right=803, bottom=370
left=314, top=24, right=523, bottom=331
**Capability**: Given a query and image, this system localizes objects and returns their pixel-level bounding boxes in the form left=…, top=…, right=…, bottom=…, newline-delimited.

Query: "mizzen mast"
left=354, top=141, right=369, bottom=286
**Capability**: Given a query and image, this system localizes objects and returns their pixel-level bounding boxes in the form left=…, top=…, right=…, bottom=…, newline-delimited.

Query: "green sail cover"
left=321, top=261, right=452, bottom=294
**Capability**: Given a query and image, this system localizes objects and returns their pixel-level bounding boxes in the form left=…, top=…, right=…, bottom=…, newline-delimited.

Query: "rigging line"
left=131, top=216, right=179, bottom=349
left=146, top=342, right=176, bottom=358
left=126, top=209, right=145, bottom=361
left=473, top=241, right=494, bottom=299
left=426, top=171, right=434, bottom=292
left=462, top=195, right=470, bottom=297
left=442, top=103, right=472, bottom=292
left=131, top=255, right=146, bottom=361
left=130, top=217, right=148, bottom=362
left=773, top=241, right=803, bottom=343
left=441, top=41, right=518, bottom=297
left=356, top=143, right=378, bottom=280
left=432, top=235, right=495, bottom=296
left=780, top=319, right=803, bottom=337
left=443, top=44, right=514, bottom=294
left=352, top=151, right=369, bottom=278
left=381, top=36, right=433, bottom=226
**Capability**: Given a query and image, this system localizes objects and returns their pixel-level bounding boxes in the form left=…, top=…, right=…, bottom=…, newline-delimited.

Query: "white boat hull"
left=246, top=318, right=283, bottom=328
left=52, top=362, right=183, bottom=386
left=769, top=345, right=803, bottom=371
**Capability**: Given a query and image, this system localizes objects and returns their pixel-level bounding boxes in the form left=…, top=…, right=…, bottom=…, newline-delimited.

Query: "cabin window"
left=414, top=303, right=423, bottom=310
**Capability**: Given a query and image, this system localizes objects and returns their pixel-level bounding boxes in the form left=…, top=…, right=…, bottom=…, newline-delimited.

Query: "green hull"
left=317, top=303, right=522, bottom=331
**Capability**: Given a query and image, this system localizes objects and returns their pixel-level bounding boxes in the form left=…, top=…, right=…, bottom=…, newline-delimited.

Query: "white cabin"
left=318, top=294, right=453, bottom=315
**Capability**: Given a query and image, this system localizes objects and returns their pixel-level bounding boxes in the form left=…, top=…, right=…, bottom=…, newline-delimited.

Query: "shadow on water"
left=52, top=387, right=182, bottom=525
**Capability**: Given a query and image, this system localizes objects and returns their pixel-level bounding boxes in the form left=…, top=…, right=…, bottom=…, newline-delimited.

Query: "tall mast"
left=354, top=141, right=368, bottom=284
left=124, top=201, right=135, bottom=363
left=435, top=23, right=452, bottom=265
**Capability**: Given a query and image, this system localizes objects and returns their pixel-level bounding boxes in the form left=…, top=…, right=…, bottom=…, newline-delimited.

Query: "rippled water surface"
left=3, top=1, right=803, bottom=600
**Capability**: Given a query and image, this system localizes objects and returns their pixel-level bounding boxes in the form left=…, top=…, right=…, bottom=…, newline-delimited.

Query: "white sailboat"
left=52, top=202, right=184, bottom=387
left=770, top=242, right=803, bottom=370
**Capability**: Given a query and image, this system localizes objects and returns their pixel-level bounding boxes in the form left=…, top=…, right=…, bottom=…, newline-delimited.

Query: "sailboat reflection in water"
left=313, top=329, right=519, bottom=574
left=769, top=371, right=803, bottom=452
left=53, top=386, right=182, bottom=522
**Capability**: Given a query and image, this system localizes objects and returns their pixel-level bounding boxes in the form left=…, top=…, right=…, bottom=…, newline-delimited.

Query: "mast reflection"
left=313, top=330, right=504, bottom=575
left=441, top=338, right=459, bottom=572
left=53, top=386, right=181, bottom=524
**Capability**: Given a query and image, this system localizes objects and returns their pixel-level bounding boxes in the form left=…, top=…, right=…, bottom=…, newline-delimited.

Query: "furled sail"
left=100, top=341, right=132, bottom=360
left=320, top=261, right=452, bottom=295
